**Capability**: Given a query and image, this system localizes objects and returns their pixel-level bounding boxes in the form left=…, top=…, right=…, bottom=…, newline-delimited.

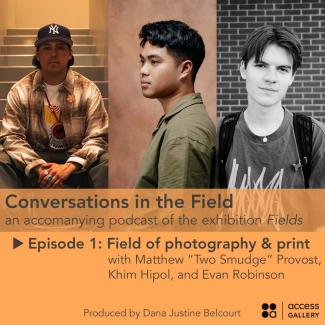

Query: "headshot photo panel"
left=217, top=0, right=325, bottom=189
left=0, top=1, right=109, bottom=189
left=108, top=0, right=216, bottom=188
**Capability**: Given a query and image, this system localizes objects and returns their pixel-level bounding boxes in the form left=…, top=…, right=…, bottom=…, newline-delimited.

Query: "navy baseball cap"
left=35, top=23, right=73, bottom=47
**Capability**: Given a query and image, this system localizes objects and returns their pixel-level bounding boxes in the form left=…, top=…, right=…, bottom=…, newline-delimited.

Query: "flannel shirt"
left=0, top=69, right=108, bottom=175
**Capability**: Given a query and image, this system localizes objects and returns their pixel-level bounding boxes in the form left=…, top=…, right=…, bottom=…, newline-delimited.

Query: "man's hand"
left=37, top=162, right=81, bottom=188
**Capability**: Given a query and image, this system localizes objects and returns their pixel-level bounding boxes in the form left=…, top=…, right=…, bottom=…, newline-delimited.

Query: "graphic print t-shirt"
left=43, top=83, right=68, bottom=151
left=223, top=110, right=304, bottom=189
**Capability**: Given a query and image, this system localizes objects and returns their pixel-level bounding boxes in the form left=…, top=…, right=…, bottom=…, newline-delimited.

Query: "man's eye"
left=279, top=67, right=289, bottom=73
left=151, top=60, right=159, bottom=65
left=255, top=63, right=265, bottom=68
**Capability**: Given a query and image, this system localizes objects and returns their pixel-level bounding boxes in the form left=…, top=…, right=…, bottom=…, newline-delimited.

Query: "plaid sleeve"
left=0, top=87, right=46, bottom=175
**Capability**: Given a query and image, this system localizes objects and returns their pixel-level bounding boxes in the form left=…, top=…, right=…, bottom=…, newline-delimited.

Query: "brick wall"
left=217, top=0, right=325, bottom=122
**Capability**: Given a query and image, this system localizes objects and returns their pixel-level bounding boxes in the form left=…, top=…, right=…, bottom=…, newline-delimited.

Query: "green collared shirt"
left=135, top=93, right=216, bottom=188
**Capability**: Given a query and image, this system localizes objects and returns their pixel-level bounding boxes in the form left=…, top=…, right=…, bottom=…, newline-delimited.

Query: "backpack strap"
left=292, top=113, right=313, bottom=188
left=218, top=112, right=241, bottom=188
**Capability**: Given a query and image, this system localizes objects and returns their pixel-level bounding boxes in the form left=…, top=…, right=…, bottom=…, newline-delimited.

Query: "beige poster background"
left=108, top=0, right=216, bottom=188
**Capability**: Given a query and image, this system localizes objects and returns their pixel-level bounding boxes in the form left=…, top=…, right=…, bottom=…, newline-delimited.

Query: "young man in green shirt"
left=135, top=20, right=216, bottom=188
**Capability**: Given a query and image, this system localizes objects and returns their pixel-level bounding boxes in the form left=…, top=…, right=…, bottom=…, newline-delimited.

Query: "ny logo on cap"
left=49, top=24, right=59, bottom=35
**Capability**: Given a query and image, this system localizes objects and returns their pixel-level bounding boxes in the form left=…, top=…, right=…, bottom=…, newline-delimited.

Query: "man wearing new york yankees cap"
left=0, top=23, right=108, bottom=188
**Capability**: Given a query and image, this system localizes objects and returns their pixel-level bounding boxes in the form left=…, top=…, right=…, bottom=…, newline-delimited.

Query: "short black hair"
left=139, top=20, right=205, bottom=82
left=32, top=45, right=74, bottom=69
left=241, top=25, right=302, bottom=75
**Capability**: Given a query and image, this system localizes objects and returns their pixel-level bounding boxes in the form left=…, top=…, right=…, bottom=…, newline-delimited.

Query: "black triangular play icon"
left=13, top=238, right=23, bottom=249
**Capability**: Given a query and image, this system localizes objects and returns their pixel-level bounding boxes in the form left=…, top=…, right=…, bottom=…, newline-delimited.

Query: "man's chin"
left=46, top=65, right=65, bottom=72
left=141, top=92, right=156, bottom=99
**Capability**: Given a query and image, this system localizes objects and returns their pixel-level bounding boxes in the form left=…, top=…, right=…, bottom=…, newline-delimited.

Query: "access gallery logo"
left=261, top=303, right=277, bottom=318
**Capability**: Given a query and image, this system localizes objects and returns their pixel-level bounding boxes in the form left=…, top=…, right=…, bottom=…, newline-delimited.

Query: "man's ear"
left=240, top=60, right=246, bottom=80
left=35, top=49, right=40, bottom=62
left=69, top=48, right=73, bottom=60
left=179, top=60, right=193, bottom=80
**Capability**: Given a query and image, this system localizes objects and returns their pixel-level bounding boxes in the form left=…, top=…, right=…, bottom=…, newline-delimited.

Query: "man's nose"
left=50, top=47, right=57, bottom=56
left=140, top=62, right=149, bottom=75
left=264, top=67, right=277, bottom=83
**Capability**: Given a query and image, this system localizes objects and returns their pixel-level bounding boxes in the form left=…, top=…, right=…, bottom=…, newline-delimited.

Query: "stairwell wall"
left=89, top=0, right=108, bottom=80
left=0, top=1, right=15, bottom=44
left=0, top=0, right=89, bottom=29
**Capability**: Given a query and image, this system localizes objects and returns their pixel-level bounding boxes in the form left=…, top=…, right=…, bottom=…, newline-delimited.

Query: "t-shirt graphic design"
left=43, top=83, right=68, bottom=151
left=228, top=158, right=284, bottom=189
